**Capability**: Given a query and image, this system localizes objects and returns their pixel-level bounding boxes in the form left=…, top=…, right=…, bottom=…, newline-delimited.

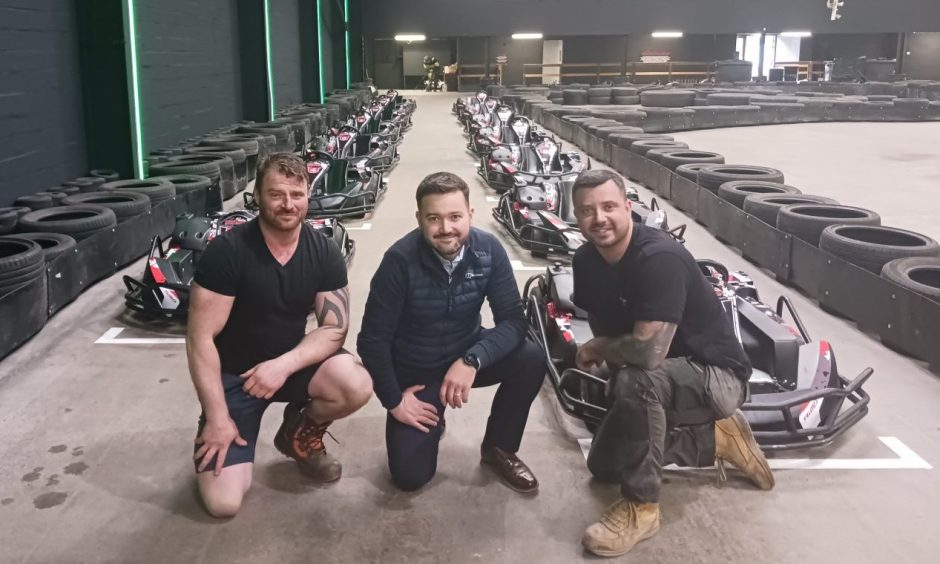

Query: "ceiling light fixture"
left=512, top=32, right=543, bottom=40
left=781, top=31, right=813, bottom=37
left=651, top=31, right=683, bottom=38
left=394, top=34, right=426, bottom=41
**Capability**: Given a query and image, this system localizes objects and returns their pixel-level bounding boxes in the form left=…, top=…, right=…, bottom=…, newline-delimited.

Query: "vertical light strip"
left=316, top=0, right=326, bottom=101
left=263, top=0, right=276, bottom=119
left=344, top=0, right=351, bottom=87
left=122, top=0, right=144, bottom=178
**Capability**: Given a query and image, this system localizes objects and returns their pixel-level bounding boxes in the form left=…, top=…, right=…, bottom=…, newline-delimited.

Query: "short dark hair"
left=415, top=172, right=470, bottom=206
left=571, top=169, right=627, bottom=200
left=254, top=152, right=309, bottom=194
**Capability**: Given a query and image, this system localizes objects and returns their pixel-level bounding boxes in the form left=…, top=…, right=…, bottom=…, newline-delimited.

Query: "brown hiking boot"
left=582, top=499, right=661, bottom=557
left=715, top=409, right=775, bottom=490
left=274, top=403, right=342, bottom=483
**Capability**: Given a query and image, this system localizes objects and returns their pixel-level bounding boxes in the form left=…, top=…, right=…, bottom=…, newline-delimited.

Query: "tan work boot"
left=715, top=409, right=775, bottom=490
left=274, top=403, right=342, bottom=483
left=581, top=499, right=661, bottom=557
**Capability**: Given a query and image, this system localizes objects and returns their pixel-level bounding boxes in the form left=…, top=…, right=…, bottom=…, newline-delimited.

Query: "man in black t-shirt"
left=187, top=153, right=372, bottom=518
left=569, top=170, right=775, bottom=558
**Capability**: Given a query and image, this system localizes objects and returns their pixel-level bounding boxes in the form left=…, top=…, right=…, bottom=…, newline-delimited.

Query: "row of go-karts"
left=454, top=90, right=872, bottom=451
left=124, top=89, right=416, bottom=318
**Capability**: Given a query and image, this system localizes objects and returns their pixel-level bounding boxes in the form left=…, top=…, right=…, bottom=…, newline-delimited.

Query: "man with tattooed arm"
left=186, top=153, right=372, bottom=518
left=569, top=170, right=775, bottom=557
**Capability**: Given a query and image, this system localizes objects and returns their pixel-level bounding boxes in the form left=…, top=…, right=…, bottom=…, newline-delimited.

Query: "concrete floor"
left=1, top=93, right=940, bottom=563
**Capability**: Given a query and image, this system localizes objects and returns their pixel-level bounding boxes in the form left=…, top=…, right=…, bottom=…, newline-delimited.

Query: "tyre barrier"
left=520, top=83, right=940, bottom=371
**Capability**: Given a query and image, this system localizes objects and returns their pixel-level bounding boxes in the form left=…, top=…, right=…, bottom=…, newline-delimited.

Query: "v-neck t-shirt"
left=194, top=219, right=348, bottom=374
left=572, top=223, right=751, bottom=381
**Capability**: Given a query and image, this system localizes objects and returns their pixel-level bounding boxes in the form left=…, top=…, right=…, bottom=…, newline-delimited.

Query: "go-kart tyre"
left=640, top=90, right=696, bottom=108
left=819, top=225, right=940, bottom=274
left=34, top=191, right=69, bottom=206
left=610, top=133, right=674, bottom=149
left=2, top=232, right=76, bottom=262
left=630, top=140, right=688, bottom=156
left=14, top=194, right=54, bottom=211
left=101, top=179, right=176, bottom=205
left=0, top=237, right=43, bottom=279
left=611, top=87, right=639, bottom=97
left=776, top=204, right=880, bottom=246
left=612, top=96, right=640, bottom=105
left=89, top=169, right=120, bottom=181
left=61, top=191, right=151, bottom=221
left=881, top=257, right=940, bottom=302
left=659, top=151, right=725, bottom=171
left=17, top=204, right=118, bottom=241
left=64, top=177, right=106, bottom=193
left=697, top=165, right=784, bottom=193
left=563, top=90, right=588, bottom=105
left=159, top=174, right=212, bottom=195
left=742, top=194, right=839, bottom=226
left=717, top=181, right=801, bottom=209
left=676, top=163, right=717, bottom=182
left=0, top=208, right=19, bottom=234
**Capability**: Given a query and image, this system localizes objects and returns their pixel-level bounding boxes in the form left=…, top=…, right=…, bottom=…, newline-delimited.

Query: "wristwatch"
left=462, top=352, right=481, bottom=370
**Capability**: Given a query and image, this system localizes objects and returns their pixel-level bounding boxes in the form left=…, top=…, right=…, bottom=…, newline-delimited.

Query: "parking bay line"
left=95, top=327, right=185, bottom=345
left=345, top=223, right=372, bottom=231
left=511, top=260, right=546, bottom=272
left=577, top=436, right=932, bottom=471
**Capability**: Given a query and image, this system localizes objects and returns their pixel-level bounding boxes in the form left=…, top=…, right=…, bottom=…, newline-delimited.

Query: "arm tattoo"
left=316, top=288, right=349, bottom=330
left=599, top=321, right=677, bottom=371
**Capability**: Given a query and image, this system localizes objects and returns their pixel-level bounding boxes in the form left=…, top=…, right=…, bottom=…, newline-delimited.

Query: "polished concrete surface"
left=1, top=92, right=939, bottom=563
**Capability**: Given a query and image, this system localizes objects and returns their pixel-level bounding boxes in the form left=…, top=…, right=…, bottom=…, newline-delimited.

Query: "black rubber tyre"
left=3, top=232, right=76, bottom=262
left=0, top=237, right=43, bottom=276
left=61, top=191, right=151, bottom=221
left=210, top=133, right=275, bottom=157
left=611, top=87, right=639, bottom=97
left=563, top=90, right=588, bottom=105
left=0, top=259, right=46, bottom=294
left=149, top=159, right=220, bottom=179
left=776, top=204, right=881, bottom=246
left=676, top=163, right=718, bottom=182
left=610, top=133, right=674, bottom=149
left=588, top=97, right=611, bottom=105
left=819, top=225, right=940, bottom=274
left=101, top=179, right=176, bottom=204
left=237, top=125, right=292, bottom=152
left=595, top=126, right=644, bottom=140
left=51, top=186, right=81, bottom=196
left=0, top=208, right=17, bottom=234
left=630, top=140, right=689, bottom=156
left=612, top=96, right=640, bottom=105
left=184, top=146, right=248, bottom=190
left=639, top=90, right=696, bottom=108
left=742, top=194, right=839, bottom=225
left=659, top=151, right=725, bottom=171
left=881, top=257, right=940, bottom=302
left=63, top=177, right=105, bottom=193
left=70, top=177, right=106, bottom=190
left=35, top=191, right=69, bottom=206
left=89, top=169, right=120, bottom=181
left=158, top=174, right=212, bottom=195
left=17, top=205, right=118, bottom=240
left=14, top=194, right=54, bottom=210
left=697, top=165, right=784, bottom=192
left=717, top=181, right=801, bottom=209
left=167, top=155, right=236, bottom=199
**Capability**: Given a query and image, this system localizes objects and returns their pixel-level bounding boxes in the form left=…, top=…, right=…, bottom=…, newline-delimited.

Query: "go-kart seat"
left=514, top=184, right=549, bottom=211
left=549, top=268, right=590, bottom=319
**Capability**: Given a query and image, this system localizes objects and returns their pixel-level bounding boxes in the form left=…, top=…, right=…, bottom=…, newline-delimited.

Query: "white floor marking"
left=486, top=196, right=500, bottom=202
left=577, top=436, right=932, bottom=471
left=95, top=327, right=185, bottom=345
left=510, top=259, right=546, bottom=272
left=345, top=223, right=373, bottom=231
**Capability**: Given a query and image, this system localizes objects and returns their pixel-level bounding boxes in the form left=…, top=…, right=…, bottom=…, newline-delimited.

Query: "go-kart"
left=493, top=179, right=682, bottom=257
left=320, top=124, right=399, bottom=173
left=122, top=210, right=355, bottom=318
left=477, top=136, right=587, bottom=191
left=244, top=150, right=386, bottom=219
left=454, top=91, right=488, bottom=118
left=523, top=259, right=873, bottom=450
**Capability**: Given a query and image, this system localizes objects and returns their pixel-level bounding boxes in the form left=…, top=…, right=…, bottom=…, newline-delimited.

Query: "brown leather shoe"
left=274, top=403, right=342, bottom=483
left=715, top=409, right=775, bottom=490
left=480, top=446, right=538, bottom=493
left=582, top=499, right=661, bottom=557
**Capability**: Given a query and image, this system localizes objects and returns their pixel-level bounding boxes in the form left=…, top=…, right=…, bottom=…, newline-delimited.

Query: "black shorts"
left=193, top=348, right=350, bottom=473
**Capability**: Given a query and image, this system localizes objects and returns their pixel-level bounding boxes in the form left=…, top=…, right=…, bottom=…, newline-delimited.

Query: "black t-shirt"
left=194, top=219, right=348, bottom=374
left=572, top=223, right=751, bottom=381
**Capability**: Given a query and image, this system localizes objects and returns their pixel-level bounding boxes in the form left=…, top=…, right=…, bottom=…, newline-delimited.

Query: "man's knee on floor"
left=390, top=464, right=436, bottom=492
left=201, top=488, right=244, bottom=519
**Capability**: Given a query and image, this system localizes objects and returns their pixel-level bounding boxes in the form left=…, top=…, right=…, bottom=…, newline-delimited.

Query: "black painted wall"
left=626, top=34, right=736, bottom=62
left=488, top=36, right=542, bottom=86
left=0, top=0, right=87, bottom=204
left=562, top=35, right=627, bottom=65
left=799, top=33, right=899, bottom=61
left=270, top=0, right=304, bottom=108
left=363, top=0, right=940, bottom=36
left=901, top=32, right=940, bottom=80
left=136, top=0, right=244, bottom=153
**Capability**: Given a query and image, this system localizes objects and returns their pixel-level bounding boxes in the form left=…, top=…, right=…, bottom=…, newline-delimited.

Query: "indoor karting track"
left=2, top=92, right=940, bottom=563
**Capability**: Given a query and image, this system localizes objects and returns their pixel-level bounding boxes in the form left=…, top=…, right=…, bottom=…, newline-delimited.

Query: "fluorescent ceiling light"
left=395, top=34, right=426, bottom=41
left=512, top=32, right=543, bottom=40
left=781, top=31, right=812, bottom=37
left=652, top=31, right=683, bottom=38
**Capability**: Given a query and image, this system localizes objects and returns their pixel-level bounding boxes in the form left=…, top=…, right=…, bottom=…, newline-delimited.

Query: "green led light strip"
left=263, top=0, right=275, bottom=119
left=344, top=0, right=351, bottom=87
left=316, top=0, right=326, bottom=102
left=122, top=0, right=144, bottom=178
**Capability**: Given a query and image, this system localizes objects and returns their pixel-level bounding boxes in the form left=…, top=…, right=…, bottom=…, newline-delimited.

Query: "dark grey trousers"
left=586, top=357, right=746, bottom=503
